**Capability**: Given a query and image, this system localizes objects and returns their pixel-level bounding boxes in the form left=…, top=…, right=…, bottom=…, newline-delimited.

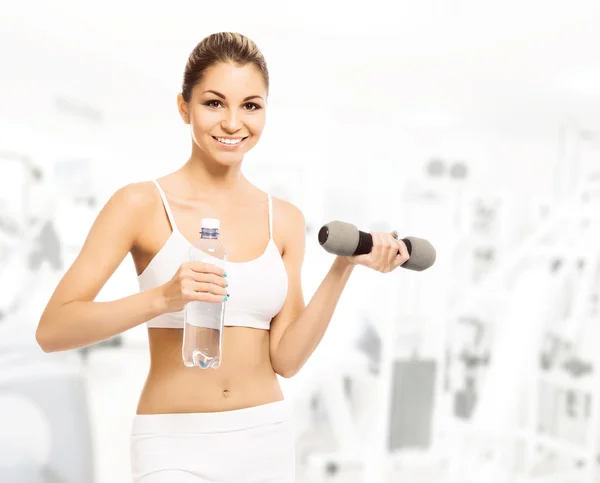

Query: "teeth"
left=216, top=137, right=243, bottom=145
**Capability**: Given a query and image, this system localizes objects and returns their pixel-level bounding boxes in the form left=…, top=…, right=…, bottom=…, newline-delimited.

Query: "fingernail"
left=222, top=295, right=228, bottom=301
left=225, top=281, right=229, bottom=287
left=227, top=293, right=230, bottom=298
left=223, top=272, right=228, bottom=277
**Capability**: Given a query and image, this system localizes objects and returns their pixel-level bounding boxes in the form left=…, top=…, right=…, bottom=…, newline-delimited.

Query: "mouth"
left=212, top=136, right=248, bottom=148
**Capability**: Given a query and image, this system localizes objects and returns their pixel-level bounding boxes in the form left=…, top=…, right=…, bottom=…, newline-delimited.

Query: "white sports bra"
left=137, top=180, right=289, bottom=330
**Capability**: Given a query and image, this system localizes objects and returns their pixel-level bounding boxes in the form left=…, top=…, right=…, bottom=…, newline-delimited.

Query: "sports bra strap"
left=152, top=180, right=178, bottom=232
left=267, top=193, right=273, bottom=239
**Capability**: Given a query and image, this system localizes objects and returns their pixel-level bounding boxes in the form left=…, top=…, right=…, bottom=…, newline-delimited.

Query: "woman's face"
left=178, top=61, right=267, bottom=167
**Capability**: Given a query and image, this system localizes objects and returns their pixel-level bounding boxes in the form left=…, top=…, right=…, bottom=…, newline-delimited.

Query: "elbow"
left=35, top=323, right=59, bottom=353
left=273, top=360, right=301, bottom=378
left=271, top=348, right=302, bottom=378
left=276, top=367, right=298, bottom=379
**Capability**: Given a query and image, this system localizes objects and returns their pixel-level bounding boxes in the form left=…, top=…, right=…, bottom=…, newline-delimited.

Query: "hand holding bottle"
left=160, top=261, right=228, bottom=313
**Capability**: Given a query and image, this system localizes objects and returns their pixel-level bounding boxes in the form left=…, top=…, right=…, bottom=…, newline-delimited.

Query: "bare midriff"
left=136, top=327, right=284, bottom=414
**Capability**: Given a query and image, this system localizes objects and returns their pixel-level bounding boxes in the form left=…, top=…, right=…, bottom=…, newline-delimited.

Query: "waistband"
left=131, top=400, right=291, bottom=435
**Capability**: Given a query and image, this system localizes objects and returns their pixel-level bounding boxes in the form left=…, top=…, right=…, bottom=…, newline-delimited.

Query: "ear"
left=177, top=93, right=190, bottom=124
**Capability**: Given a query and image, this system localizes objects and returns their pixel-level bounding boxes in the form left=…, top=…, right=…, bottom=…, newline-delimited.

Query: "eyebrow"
left=202, top=90, right=264, bottom=102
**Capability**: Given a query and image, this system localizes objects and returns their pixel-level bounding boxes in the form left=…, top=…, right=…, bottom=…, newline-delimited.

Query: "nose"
left=221, top=108, right=242, bottom=133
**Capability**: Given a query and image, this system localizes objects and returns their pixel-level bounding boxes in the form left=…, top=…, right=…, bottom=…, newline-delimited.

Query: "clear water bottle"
left=182, top=218, right=227, bottom=369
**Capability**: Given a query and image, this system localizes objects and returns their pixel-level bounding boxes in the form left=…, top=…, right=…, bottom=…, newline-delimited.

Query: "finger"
left=385, top=233, right=398, bottom=271
left=192, top=281, right=228, bottom=298
left=187, top=261, right=226, bottom=277
left=372, top=232, right=387, bottom=271
left=398, top=239, right=410, bottom=261
left=194, top=291, right=229, bottom=303
left=193, top=272, right=228, bottom=288
left=374, top=232, right=394, bottom=272
left=394, top=239, right=410, bottom=268
left=381, top=233, right=394, bottom=272
left=181, top=283, right=226, bottom=303
left=370, top=232, right=380, bottom=261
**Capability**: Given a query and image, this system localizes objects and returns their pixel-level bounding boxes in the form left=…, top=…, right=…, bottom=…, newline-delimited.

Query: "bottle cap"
left=200, top=218, right=220, bottom=230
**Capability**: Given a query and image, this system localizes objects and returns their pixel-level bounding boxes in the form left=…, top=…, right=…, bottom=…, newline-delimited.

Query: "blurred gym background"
left=2, top=1, right=600, bottom=482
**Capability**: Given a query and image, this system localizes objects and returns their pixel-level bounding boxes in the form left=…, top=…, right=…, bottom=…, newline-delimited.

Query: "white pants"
left=130, top=400, right=296, bottom=482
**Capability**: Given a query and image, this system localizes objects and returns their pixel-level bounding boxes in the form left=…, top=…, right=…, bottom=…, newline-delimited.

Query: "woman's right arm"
left=35, top=182, right=164, bottom=353
left=36, top=181, right=229, bottom=353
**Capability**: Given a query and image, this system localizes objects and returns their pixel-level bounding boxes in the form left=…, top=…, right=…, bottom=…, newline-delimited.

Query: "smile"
left=212, top=136, right=247, bottom=146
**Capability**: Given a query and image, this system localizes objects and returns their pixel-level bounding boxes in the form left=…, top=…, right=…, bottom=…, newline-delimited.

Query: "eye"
left=244, top=102, right=261, bottom=111
left=204, top=100, right=223, bottom=108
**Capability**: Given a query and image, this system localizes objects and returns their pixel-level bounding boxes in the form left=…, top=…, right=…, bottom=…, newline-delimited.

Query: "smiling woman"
left=177, top=34, right=269, bottom=166
left=35, top=31, right=409, bottom=483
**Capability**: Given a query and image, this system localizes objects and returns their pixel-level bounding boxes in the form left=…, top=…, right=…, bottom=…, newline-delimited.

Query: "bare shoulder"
left=108, top=180, right=162, bottom=225
left=111, top=180, right=159, bottom=212
left=272, top=196, right=305, bottom=223
left=37, top=180, right=162, bottom=312
left=271, top=196, right=306, bottom=255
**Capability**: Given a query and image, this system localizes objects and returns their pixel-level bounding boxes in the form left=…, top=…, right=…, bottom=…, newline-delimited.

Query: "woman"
left=35, top=32, right=410, bottom=483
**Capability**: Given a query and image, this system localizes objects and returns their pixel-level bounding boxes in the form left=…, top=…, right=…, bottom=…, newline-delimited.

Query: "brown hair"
left=181, top=32, right=269, bottom=103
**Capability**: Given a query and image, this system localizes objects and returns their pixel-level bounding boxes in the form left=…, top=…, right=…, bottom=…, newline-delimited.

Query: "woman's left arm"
left=269, top=201, right=408, bottom=378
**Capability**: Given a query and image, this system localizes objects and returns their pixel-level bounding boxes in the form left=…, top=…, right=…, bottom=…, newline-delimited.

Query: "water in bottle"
left=182, top=218, right=228, bottom=369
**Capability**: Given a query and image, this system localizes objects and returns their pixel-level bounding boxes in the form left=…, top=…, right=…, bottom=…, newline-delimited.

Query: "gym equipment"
left=388, top=356, right=437, bottom=450
left=318, top=220, right=437, bottom=271
left=0, top=152, right=62, bottom=322
left=0, top=151, right=97, bottom=482
left=441, top=127, right=600, bottom=483
left=0, top=351, right=95, bottom=483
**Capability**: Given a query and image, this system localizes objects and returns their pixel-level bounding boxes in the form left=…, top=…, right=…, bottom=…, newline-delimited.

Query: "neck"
left=183, top=150, right=245, bottom=196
